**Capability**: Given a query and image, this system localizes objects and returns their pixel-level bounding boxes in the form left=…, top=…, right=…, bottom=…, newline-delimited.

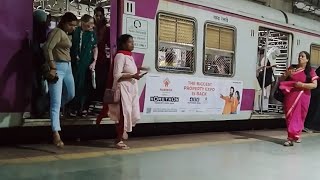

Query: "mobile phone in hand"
left=140, top=72, right=148, bottom=77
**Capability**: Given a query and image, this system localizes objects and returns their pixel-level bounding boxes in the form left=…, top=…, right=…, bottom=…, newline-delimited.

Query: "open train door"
left=254, top=27, right=292, bottom=115
left=0, top=0, right=33, bottom=127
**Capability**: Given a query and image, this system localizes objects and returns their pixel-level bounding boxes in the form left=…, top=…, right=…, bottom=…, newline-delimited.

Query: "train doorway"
left=25, top=0, right=118, bottom=125
left=254, top=27, right=292, bottom=115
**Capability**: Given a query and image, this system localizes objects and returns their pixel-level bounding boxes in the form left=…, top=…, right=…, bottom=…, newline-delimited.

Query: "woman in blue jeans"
left=43, top=12, right=78, bottom=148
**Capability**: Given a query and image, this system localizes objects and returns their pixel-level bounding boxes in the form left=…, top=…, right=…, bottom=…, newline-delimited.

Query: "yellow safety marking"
left=0, top=133, right=318, bottom=165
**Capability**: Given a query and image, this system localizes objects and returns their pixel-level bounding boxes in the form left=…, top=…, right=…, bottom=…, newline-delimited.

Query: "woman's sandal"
left=283, top=140, right=294, bottom=147
left=115, top=141, right=130, bottom=150
left=53, top=133, right=64, bottom=148
left=53, top=138, right=64, bottom=148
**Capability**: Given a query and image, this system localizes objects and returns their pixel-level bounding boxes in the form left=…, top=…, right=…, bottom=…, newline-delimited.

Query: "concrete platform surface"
left=0, top=129, right=320, bottom=180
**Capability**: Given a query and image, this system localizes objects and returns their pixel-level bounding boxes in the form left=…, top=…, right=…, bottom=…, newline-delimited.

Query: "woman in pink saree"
left=280, top=51, right=318, bottom=146
left=108, top=34, right=148, bottom=149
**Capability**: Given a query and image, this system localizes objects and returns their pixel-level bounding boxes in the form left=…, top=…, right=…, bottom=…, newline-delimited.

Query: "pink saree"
left=279, top=68, right=318, bottom=141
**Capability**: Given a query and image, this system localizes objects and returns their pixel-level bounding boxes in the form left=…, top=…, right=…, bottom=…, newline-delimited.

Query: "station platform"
left=0, top=129, right=319, bottom=180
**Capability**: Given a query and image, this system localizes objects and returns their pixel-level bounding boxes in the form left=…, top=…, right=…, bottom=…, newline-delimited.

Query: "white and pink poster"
left=143, top=74, right=243, bottom=115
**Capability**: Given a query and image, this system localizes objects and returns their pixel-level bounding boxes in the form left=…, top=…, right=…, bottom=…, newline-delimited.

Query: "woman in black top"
left=304, top=66, right=320, bottom=132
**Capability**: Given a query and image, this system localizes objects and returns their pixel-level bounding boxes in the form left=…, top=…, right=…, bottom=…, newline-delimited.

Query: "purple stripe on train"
left=240, top=89, right=255, bottom=111
left=135, top=0, right=160, bottom=19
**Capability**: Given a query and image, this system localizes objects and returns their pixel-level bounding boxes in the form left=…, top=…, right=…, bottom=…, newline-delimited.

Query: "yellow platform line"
left=0, top=133, right=318, bottom=165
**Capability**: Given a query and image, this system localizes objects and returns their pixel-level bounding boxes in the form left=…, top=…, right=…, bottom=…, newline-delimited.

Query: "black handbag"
left=274, top=86, right=284, bottom=103
left=273, top=75, right=288, bottom=103
left=41, top=63, right=59, bottom=83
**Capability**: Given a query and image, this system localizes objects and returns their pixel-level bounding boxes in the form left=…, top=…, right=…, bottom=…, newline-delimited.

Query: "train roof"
left=178, top=0, right=320, bottom=34
left=286, top=13, right=320, bottom=34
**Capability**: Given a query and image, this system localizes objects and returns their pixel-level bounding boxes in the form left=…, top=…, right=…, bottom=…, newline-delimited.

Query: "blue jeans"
left=48, top=62, right=75, bottom=132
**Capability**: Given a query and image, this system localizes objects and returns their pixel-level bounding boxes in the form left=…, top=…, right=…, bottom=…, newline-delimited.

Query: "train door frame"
left=24, top=0, right=121, bottom=126
left=255, top=27, right=293, bottom=114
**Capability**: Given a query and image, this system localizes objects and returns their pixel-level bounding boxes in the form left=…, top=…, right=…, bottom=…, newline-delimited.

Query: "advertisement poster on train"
left=143, top=74, right=243, bottom=115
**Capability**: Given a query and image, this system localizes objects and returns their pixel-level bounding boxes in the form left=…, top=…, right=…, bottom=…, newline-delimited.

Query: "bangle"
left=50, top=67, right=57, bottom=70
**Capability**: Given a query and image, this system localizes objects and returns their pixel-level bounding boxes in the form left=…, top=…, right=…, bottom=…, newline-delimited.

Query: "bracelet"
left=50, top=67, right=57, bottom=70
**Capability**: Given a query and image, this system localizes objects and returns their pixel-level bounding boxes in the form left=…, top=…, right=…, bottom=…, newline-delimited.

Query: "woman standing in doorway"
left=108, top=34, right=148, bottom=149
left=43, top=12, right=78, bottom=147
left=280, top=51, right=318, bottom=146
left=70, top=14, right=98, bottom=116
left=93, top=7, right=111, bottom=102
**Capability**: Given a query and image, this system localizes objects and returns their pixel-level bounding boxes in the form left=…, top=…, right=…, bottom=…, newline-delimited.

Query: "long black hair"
left=58, top=12, right=77, bottom=29
left=117, top=34, right=133, bottom=51
left=300, top=51, right=312, bottom=83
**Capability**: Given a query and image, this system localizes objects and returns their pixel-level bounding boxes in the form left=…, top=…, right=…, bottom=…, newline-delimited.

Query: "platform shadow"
left=69, top=140, right=115, bottom=149
left=14, top=145, right=58, bottom=154
left=230, top=131, right=284, bottom=145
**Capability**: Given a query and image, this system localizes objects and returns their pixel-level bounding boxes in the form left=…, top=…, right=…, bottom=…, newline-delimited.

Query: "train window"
left=156, top=13, right=196, bottom=73
left=310, top=45, right=320, bottom=67
left=203, top=23, right=235, bottom=76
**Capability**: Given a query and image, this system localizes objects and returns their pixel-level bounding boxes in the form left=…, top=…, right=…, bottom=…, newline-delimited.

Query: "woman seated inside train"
left=69, top=14, right=98, bottom=117
left=43, top=12, right=78, bottom=148
left=304, top=66, right=320, bottom=132
left=279, top=51, right=318, bottom=146
left=210, top=56, right=229, bottom=75
left=159, top=51, right=176, bottom=67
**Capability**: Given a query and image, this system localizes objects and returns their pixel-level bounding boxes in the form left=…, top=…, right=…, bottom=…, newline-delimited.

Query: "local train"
left=1, top=0, right=320, bottom=128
